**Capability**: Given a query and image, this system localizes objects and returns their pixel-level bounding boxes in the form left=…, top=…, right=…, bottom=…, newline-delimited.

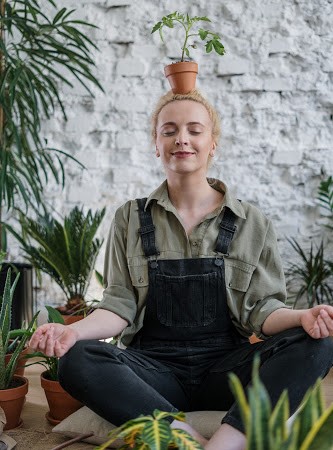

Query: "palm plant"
left=318, top=176, right=333, bottom=230
left=286, top=238, right=333, bottom=307
left=0, top=252, right=38, bottom=389
left=229, top=356, right=333, bottom=449
left=8, top=206, right=106, bottom=313
left=0, top=0, right=103, bottom=251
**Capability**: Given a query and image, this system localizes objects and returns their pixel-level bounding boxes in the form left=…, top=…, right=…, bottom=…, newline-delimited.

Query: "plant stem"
left=178, top=19, right=190, bottom=62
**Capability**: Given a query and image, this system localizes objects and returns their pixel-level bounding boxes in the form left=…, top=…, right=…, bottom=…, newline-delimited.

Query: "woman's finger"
left=319, top=309, right=333, bottom=334
left=317, top=316, right=330, bottom=338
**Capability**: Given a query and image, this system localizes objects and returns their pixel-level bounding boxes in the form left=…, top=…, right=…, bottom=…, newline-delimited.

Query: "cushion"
left=53, top=406, right=227, bottom=448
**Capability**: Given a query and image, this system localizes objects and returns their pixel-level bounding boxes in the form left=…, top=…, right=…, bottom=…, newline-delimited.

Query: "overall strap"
left=215, top=207, right=237, bottom=255
left=136, top=198, right=159, bottom=258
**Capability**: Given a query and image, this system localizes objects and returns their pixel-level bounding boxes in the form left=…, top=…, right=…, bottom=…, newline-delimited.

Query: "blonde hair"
left=151, top=89, right=221, bottom=144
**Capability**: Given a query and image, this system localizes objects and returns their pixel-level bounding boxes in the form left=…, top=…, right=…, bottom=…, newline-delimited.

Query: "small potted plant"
left=9, top=205, right=106, bottom=323
left=97, top=409, right=204, bottom=450
left=0, top=254, right=38, bottom=429
left=24, top=306, right=83, bottom=424
left=151, top=11, right=225, bottom=93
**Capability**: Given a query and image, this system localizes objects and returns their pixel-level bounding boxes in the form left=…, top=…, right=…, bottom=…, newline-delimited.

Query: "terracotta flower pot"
left=0, top=376, right=28, bottom=430
left=164, top=61, right=198, bottom=94
left=5, top=344, right=31, bottom=376
left=61, top=314, right=84, bottom=325
left=41, top=371, right=83, bottom=424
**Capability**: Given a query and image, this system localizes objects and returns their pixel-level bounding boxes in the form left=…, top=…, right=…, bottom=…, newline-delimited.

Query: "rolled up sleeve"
left=240, top=220, right=289, bottom=338
left=97, top=216, right=138, bottom=326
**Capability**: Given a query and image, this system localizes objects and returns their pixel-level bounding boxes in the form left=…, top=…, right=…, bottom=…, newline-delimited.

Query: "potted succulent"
left=8, top=206, right=106, bottom=323
left=24, top=306, right=83, bottom=424
left=151, top=11, right=225, bottom=93
left=0, top=254, right=38, bottom=429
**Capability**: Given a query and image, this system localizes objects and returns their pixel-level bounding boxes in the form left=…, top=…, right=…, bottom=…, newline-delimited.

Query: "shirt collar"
left=145, top=178, right=246, bottom=220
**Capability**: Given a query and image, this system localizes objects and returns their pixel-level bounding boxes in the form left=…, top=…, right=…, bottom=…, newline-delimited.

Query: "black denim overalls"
left=130, top=198, right=247, bottom=388
left=58, top=198, right=333, bottom=430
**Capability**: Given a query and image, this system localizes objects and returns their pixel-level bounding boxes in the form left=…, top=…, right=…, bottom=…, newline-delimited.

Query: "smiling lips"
left=171, top=151, right=195, bottom=158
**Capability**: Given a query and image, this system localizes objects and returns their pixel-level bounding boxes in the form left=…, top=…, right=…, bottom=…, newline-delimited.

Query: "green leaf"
left=141, top=419, right=172, bottom=450
left=300, top=402, right=333, bottom=450
left=151, top=21, right=162, bottom=33
left=172, top=428, right=204, bottom=449
left=198, top=29, right=208, bottom=40
left=205, top=41, right=213, bottom=53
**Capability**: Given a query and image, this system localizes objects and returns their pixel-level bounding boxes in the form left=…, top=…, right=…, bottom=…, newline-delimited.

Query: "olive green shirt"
left=98, top=178, right=288, bottom=347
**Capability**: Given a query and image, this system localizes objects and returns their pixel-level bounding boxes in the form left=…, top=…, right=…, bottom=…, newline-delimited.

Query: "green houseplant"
left=286, top=176, right=333, bottom=308
left=0, top=0, right=103, bottom=251
left=318, top=176, right=333, bottom=230
left=286, top=238, right=333, bottom=307
left=24, top=305, right=82, bottom=424
left=229, top=356, right=333, bottom=449
left=151, top=11, right=225, bottom=93
left=9, top=206, right=106, bottom=318
left=0, top=253, right=38, bottom=429
left=96, top=410, right=204, bottom=450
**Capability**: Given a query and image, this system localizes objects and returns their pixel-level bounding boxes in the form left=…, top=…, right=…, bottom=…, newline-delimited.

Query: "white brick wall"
left=8, top=0, right=333, bottom=308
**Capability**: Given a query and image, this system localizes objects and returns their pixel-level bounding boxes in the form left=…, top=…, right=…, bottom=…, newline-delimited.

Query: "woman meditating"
left=30, top=90, right=333, bottom=450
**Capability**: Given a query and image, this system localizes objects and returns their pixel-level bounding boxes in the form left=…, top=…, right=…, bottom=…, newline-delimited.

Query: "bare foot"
left=205, top=423, right=246, bottom=450
left=171, top=419, right=208, bottom=447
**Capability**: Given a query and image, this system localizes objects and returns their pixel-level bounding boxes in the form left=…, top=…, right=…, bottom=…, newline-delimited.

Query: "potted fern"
left=151, top=11, right=225, bottom=93
left=0, top=254, right=38, bottom=429
left=8, top=206, right=106, bottom=322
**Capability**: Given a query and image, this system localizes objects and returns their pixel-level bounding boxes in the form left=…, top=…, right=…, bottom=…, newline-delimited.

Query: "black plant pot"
left=0, top=262, right=35, bottom=329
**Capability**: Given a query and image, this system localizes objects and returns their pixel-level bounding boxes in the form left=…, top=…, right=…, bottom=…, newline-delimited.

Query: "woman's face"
left=155, top=100, right=215, bottom=177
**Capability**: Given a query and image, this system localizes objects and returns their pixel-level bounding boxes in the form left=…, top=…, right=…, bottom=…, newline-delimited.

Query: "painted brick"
left=116, top=58, right=147, bottom=77
left=6, top=0, right=332, bottom=308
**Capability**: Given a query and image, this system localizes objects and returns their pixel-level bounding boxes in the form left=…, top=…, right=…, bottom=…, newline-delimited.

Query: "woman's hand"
left=300, top=305, right=333, bottom=339
left=29, top=323, right=79, bottom=358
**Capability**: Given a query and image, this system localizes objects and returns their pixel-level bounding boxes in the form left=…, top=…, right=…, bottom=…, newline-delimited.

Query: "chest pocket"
left=155, top=271, right=218, bottom=328
left=224, top=259, right=255, bottom=292
left=128, top=259, right=149, bottom=288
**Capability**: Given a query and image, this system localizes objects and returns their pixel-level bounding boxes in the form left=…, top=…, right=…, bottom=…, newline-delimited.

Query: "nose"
left=175, top=132, right=189, bottom=146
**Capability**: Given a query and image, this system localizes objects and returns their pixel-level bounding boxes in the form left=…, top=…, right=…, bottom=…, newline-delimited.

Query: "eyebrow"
left=159, top=121, right=205, bottom=129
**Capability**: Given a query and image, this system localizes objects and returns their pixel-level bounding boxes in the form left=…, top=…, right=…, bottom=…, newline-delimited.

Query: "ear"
left=210, top=142, right=216, bottom=157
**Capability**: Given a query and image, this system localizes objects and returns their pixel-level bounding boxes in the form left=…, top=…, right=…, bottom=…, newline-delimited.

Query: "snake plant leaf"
left=300, top=402, right=333, bottom=450
left=172, top=428, right=204, bottom=449
left=269, top=390, right=289, bottom=447
left=294, top=379, right=325, bottom=448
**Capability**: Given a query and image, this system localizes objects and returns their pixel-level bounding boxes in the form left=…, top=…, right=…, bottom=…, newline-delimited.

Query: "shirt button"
left=138, top=277, right=144, bottom=283
left=192, top=241, right=198, bottom=247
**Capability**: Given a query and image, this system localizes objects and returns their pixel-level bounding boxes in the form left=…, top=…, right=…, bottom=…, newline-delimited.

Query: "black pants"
left=58, top=327, right=333, bottom=432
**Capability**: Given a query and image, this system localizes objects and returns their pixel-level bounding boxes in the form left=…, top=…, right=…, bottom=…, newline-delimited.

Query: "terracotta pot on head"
left=164, top=61, right=198, bottom=94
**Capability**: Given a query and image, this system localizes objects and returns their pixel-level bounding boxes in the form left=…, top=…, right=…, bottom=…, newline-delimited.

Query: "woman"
left=30, top=90, right=333, bottom=450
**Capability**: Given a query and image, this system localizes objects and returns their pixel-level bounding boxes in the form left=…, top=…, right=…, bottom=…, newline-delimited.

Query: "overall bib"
left=130, top=198, right=247, bottom=391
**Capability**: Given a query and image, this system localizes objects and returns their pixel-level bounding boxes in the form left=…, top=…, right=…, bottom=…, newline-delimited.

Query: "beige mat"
left=5, top=401, right=95, bottom=450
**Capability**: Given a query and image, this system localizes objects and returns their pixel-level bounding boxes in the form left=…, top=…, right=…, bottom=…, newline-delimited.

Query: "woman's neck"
left=167, top=176, right=216, bottom=209
left=166, top=175, right=224, bottom=235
